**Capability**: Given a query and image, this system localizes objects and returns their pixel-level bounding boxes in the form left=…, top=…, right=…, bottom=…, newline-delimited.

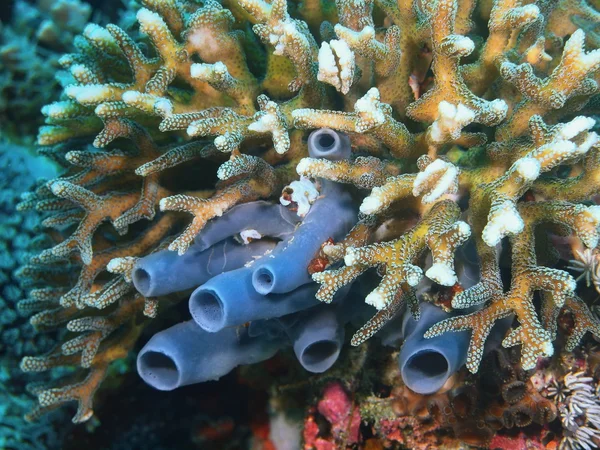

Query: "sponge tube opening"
left=298, top=340, right=341, bottom=373
left=401, top=349, right=451, bottom=394
left=137, top=350, right=182, bottom=391
left=252, top=267, right=276, bottom=295
left=308, top=128, right=351, bottom=161
left=132, top=267, right=152, bottom=297
left=189, top=289, right=226, bottom=332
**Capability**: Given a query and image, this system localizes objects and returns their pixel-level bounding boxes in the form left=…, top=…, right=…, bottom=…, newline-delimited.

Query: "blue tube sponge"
left=137, top=320, right=283, bottom=391
left=132, top=201, right=297, bottom=297
left=132, top=238, right=276, bottom=297
left=307, top=128, right=351, bottom=160
left=285, top=306, right=345, bottom=373
left=193, top=201, right=299, bottom=252
left=189, top=266, right=321, bottom=332
left=398, top=302, right=470, bottom=395
left=251, top=181, right=357, bottom=295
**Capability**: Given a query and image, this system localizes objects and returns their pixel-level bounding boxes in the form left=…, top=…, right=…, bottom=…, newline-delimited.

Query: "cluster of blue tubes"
left=136, top=129, right=358, bottom=390
left=135, top=129, right=510, bottom=395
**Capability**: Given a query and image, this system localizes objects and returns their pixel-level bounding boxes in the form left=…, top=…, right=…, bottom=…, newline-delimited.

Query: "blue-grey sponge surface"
left=137, top=320, right=283, bottom=391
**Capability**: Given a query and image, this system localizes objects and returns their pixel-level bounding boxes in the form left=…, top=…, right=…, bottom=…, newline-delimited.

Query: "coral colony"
left=7, top=0, right=600, bottom=447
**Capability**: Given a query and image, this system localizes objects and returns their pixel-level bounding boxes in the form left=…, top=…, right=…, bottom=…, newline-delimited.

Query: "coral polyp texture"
left=14, top=0, right=600, bottom=445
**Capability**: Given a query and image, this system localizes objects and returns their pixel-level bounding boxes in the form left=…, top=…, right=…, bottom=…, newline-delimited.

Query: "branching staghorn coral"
left=18, top=0, right=332, bottom=423
left=298, top=0, right=600, bottom=374
left=15, top=0, right=600, bottom=433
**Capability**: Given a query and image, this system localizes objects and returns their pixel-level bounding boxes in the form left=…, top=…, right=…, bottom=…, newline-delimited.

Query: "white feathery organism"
left=546, top=371, right=600, bottom=450
left=567, top=248, right=600, bottom=289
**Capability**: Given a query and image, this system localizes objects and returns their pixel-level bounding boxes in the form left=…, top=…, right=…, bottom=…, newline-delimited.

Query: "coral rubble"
left=11, top=0, right=600, bottom=448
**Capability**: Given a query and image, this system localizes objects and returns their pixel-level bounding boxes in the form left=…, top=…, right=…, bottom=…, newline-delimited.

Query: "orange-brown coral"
left=14, top=0, right=600, bottom=431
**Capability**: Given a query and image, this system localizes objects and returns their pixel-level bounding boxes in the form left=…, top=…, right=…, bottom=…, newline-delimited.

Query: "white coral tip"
left=136, top=8, right=163, bottom=27
left=588, top=205, right=600, bottom=222
left=456, top=221, right=471, bottom=237
left=406, top=272, right=422, bottom=287
left=426, top=263, right=457, bottom=286
left=560, top=116, right=595, bottom=140
left=66, top=85, right=111, bottom=104
left=122, top=90, right=140, bottom=104
left=106, top=258, right=128, bottom=273
left=344, top=248, right=358, bottom=266
left=413, top=159, right=459, bottom=203
left=295, top=158, right=312, bottom=175
left=429, top=101, right=475, bottom=143
left=577, top=132, right=599, bottom=154
left=455, top=103, right=476, bottom=122
left=490, top=99, right=508, bottom=116
left=365, top=290, right=387, bottom=310
left=513, top=157, right=541, bottom=181
left=327, top=39, right=355, bottom=94
left=84, top=24, right=113, bottom=43
left=454, top=36, right=475, bottom=55
left=190, top=62, right=227, bottom=80
left=154, top=98, right=173, bottom=117
left=42, top=103, right=66, bottom=118
left=186, top=123, right=200, bottom=136
left=520, top=4, right=540, bottom=19
left=359, top=195, right=382, bottom=215
left=64, top=85, right=80, bottom=99
left=438, top=100, right=456, bottom=117
left=355, top=88, right=381, bottom=115
left=190, top=63, right=208, bottom=79
left=482, top=201, right=524, bottom=246
left=70, top=64, right=87, bottom=78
